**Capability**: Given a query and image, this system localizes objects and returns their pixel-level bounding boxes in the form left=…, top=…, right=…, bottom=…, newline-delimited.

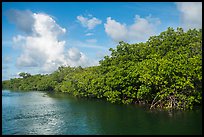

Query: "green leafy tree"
left=19, top=72, right=31, bottom=78
left=2, top=27, right=202, bottom=110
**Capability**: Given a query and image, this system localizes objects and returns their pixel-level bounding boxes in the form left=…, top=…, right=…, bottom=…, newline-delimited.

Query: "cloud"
left=176, top=2, right=202, bottom=29
left=67, top=47, right=82, bottom=61
left=65, top=39, right=109, bottom=66
left=104, top=17, right=128, bottom=42
left=104, top=15, right=161, bottom=42
left=6, top=9, right=35, bottom=34
left=33, top=13, right=66, bottom=37
left=128, top=15, right=160, bottom=41
left=85, top=33, right=94, bottom=36
left=14, top=12, right=67, bottom=72
left=8, top=10, right=97, bottom=74
left=66, top=47, right=98, bottom=67
left=13, top=35, right=26, bottom=43
left=77, top=15, right=102, bottom=30
left=96, top=51, right=110, bottom=59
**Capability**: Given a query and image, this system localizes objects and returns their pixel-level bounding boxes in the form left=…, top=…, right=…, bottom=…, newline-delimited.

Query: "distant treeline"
left=2, top=27, right=202, bottom=110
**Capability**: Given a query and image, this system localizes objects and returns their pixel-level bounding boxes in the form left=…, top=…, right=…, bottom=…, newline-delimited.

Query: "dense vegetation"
left=2, top=27, right=202, bottom=110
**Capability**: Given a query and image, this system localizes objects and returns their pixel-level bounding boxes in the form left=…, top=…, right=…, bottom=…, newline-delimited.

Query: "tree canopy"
left=2, top=27, right=202, bottom=110
left=19, top=72, right=31, bottom=78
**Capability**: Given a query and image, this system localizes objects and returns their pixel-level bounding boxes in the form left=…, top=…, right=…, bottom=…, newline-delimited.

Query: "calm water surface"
left=2, top=89, right=202, bottom=135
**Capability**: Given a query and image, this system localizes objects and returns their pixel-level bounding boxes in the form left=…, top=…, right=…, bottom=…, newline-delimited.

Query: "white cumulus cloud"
left=66, top=47, right=95, bottom=67
left=9, top=10, right=97, bottom=74
left=15, top=13, right=67, bottom=73
left=77, top=15, right=102, bottom=30
left=104, top=17, right=128, bottom=42
left=176, top=2, right=202, bottom=30
left=104, top=15, right=161, bottom=42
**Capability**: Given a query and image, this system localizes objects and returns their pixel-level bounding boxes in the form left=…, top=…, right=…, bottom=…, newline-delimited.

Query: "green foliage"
left=2, top=27, right=202, bottom=110
left=19, top=72, right=31, bottom=78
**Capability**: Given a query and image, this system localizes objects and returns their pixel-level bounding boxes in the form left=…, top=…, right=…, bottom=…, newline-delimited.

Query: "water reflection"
left=2, top=90, right=202, bottom=135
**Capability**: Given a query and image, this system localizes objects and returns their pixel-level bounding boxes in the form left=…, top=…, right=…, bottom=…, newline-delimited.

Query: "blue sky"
left=2, top=2, right=202, bottom=80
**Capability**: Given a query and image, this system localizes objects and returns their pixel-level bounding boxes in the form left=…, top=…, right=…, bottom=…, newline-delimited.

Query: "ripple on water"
left=2, top=90, right=202, bottom=135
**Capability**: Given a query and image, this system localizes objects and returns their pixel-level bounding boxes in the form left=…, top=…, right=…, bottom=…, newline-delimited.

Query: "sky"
left=2, top=2, right=202, bottom=80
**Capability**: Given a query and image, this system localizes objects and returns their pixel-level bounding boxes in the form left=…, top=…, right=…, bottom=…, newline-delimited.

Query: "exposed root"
left=150, top=93, right=179, bottom=110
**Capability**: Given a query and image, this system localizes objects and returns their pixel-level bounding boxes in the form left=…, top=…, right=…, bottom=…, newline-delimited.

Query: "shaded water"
left=2, top=89, right=202, bottom=135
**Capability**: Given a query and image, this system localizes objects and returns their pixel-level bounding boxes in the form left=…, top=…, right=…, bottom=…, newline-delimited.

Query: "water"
left=2, top=89, right=202, bottom=135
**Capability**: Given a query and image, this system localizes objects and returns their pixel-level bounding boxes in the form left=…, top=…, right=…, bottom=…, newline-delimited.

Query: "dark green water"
left=2, top=89, right=202, bottom=135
